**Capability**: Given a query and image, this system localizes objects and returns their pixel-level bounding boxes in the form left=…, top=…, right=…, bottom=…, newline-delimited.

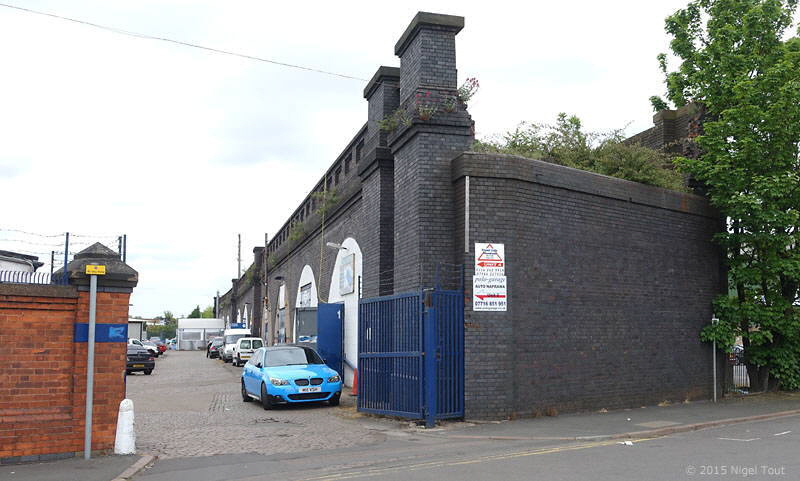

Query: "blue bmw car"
left=241, top=345, right=342, bottom=409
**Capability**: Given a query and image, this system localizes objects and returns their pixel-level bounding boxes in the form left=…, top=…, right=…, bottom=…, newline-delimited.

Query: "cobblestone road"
left=125, top=350, right=392, bottom=459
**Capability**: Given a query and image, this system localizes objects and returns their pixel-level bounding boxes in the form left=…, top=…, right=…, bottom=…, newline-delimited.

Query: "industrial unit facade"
left=222, top=12, right=724, bottom=420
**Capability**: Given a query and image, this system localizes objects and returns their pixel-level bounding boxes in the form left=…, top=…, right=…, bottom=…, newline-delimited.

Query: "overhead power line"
left=0, top=2, right=368, bottom=82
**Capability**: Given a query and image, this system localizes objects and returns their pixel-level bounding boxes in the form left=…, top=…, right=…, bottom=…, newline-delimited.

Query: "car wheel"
left=261, top=383, right=273, bottom=410
left=242, top=380, right=252, bottom=402
left=144, top=369, right=152, bottom=375
left=329, top=394, right=340, bottom=406
left=236, top=356, right=242, bottom=367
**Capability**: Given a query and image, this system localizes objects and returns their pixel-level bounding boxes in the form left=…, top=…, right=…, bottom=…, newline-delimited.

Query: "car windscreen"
left=212, top=339, right=224, bottom=346
left=240, top=340, right=251, bottom=349
left=225, top=334, right=247, bottom=344
left=252, top=339, right=263, bottom=349
left=264, top=347, right=323, bottom=367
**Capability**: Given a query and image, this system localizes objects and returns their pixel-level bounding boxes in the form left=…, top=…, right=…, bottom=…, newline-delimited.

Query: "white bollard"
left=114, top=399, right=136, bottom=455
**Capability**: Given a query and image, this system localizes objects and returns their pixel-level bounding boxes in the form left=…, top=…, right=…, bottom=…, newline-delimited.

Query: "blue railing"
left=0, top=270, right=66, bottom=285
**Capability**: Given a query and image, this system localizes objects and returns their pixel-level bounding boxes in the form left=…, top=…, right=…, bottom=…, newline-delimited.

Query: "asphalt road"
left=134, top=415, right=800, bottom=481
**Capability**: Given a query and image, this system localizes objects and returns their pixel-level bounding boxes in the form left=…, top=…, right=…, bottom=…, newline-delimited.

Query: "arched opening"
left=327, top=237, right=362, bottom=386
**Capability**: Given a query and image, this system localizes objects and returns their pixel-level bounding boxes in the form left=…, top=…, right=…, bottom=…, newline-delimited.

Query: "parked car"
left=240, top=345, right=342, bottom=409
left=206, top=337, right=224, bottom=359
left=149, top=338, right=167, bottom=354
left=126, top=345, right=155, bottom=375
left=141, top=341, right=160, bottom=358
left=221, top=328, right=251, bottom=363
left=231, top=337, right=264, bottom=366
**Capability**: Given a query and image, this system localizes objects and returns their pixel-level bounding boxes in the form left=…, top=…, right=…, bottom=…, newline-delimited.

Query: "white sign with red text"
left=473, top=274, right=507, bottom=312
left=474, top=243, right=505, bottom=276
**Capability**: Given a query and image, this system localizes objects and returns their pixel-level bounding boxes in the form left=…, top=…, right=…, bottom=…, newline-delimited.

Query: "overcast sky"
left=0, top=0, right=725, bottom=317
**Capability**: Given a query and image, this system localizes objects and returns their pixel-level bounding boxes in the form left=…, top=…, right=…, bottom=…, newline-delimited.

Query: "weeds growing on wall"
left=472, top=113, right=688, bottom=191
left=288, top=223, right=305, bottom=244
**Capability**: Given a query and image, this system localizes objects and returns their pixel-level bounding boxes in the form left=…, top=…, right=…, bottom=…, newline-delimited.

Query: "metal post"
left=84, top=273, right=98, bottom=459
left=712, top=316, right=718, bottom=403
left=122, top=234, right=127, bottom=263
left=464, top=175, right=470, bottom=254
left=50, top=251, right=54, bottom=277
left=63, top=232, right=69, bottom=284
left=423, top=291, right=438, bottom=428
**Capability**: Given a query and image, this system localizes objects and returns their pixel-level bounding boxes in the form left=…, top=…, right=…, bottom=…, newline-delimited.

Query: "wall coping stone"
left=0, top=283, right=78, bottom=298
left=54, top=243, right=138, bottom=291
left=363, top=66, right=400, bottom=99
left=452, top=151, right=718, bottom=218
left=394, top=11, right=464, bottom=56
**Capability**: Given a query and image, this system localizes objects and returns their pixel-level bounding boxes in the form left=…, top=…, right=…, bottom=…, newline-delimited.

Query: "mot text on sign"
left=473, top=243, right=507, bottom=312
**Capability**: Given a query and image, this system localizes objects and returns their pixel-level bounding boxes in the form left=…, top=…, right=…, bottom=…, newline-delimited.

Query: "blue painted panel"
left=74, top=323, right=128, bottom=343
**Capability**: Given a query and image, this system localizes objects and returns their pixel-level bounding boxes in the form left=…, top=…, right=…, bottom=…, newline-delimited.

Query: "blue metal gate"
left=357, top=289, right=464, bottom=426
left=316, top=303, right=344, bottom=377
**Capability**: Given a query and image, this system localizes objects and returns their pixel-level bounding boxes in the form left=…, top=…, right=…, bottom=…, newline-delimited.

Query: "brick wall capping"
left=363, top=66, right=400, bottom=99
left=54, top=242, right=138, bottom=289
left=0, top=283, right=78, bottom=298
left=452, top=151, right=719, bottom=218
left=394, top=11, right=464, bottom=56
left=653, top=103, right=699, bottom=124
left=388, top=119, right=474, bottom=153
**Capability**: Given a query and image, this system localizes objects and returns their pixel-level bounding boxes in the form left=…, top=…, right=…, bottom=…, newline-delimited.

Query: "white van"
left=221, top=328, right=251, bottom=363
left=231, top=337, right=264, bottom=366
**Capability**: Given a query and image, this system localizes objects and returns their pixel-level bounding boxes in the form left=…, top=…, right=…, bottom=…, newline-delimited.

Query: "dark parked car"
left=127, top=345, right=155, bottom=375
left=207, top=336, right=224, bottom=359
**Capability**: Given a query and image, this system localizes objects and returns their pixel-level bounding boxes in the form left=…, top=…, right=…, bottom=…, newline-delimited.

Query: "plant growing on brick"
left=312, top=188, right=339, bottom=217
left=457, top=77, right=479, bottom=103
left=652, top=0, right=800, bottom=391
left=414, top=91, right=438, bottom=120
left=378, top=108, right=412, bottom=132
left=472, top=113, right=687, bottom=191
left=443, top=95, right=458, bottom=113
left=288, top=223, right=305, bottom=243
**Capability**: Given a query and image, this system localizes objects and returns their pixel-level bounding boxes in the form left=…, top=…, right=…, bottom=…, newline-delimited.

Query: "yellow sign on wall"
left=85, top=265, right=106, bottom=275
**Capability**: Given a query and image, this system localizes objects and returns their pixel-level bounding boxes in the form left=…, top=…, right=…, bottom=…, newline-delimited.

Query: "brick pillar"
left=389, top=12, right=474, bottom=292
left=360, top=66, right=399, bottom=297
left=60, top=242, right=138, bottom=455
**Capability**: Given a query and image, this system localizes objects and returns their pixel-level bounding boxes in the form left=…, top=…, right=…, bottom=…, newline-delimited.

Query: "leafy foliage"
left=472, top=113, right=687, bottom=191
left=654, top=0, right=800, bottom=390
left=312, top=188, right=339, bottom=217
left=188, top=305, right=201, bottom=318
left=378, top=108, right=412, bottom=132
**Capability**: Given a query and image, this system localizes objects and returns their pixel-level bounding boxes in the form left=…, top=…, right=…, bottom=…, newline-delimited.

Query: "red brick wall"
left=0, top=284, right=129, bottom=461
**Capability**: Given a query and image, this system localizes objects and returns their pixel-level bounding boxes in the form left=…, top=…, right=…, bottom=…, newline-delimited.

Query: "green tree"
left=652, top=0, right=800, bottom=390
left=201, top=305, right=215, bottom=318
left=473, top=113, right=687, bottom=191
left=188, top=305, right=202, bottom=318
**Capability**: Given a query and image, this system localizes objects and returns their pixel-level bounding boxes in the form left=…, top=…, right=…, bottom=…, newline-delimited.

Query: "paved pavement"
left=0, top=454, right=144, bottom=481
left=125, top=350, right=393, bottom=459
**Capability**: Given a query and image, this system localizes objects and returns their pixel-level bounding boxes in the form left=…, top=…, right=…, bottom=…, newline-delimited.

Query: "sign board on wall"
left=473, top=243, right=507, bottom=311
left=339, top=253, right=355, bottom=295
left=474, top=243, right=505, bottom=276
